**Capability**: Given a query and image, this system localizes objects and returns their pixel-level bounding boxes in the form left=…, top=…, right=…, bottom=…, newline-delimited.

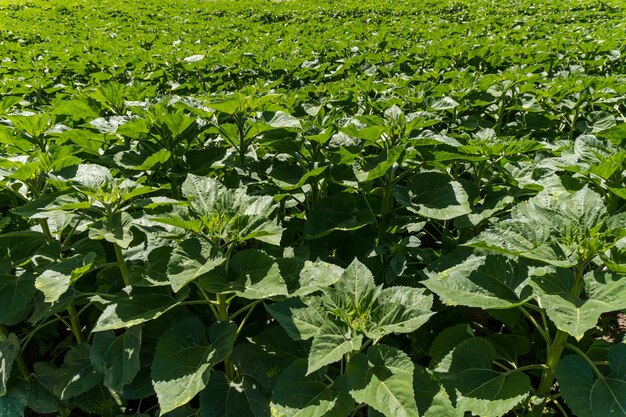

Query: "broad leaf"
left=152, top=317, right=236, bottom=414
left=424, top=253, right=533, bottom=309
left=347, top=344, right=419, bottom=417
left=35, top=344, right=103, bottom=400
left=308, top=320, right=362, bottom=375
left=265, top=297, right=326, bottom=341
left=401, top=172, right=471, bottom=220
left=367, top=286, right=434, bottom=338
left=438, top=338, right=530, bottom=417
left=90, top=327, right=142, bottom=392
left=531, top=269, right=626, bottom=340
left=272, top=360, right=353, bottom=417
left=93, top=293, right=179, bottom=332
left=0, top=274, right=36, bottom=325
left=35, top=252, right=96, bottom=303
left=556, top=344, right=626, bottom=417
left=167, top=238, right=225, bottom=293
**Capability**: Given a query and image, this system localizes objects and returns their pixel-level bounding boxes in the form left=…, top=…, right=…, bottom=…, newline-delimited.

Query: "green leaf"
left=556, top=344, right=626, bottom=417
left=228, top=250, right=288, bottom=299
left=51, top=99, right=100, bottom=118
left=35, top=253, right=96, bottom=303
left=0, top=333, right=19, bottom=396
left=438, top=338, right=530, bottom=417
left=423, top=253, right=533, bottom=309
left=467, top=186, right=607, bottom=267
left=167, top=238, right=225, bottom=293
left=115, top=148, right=171, bottom=171
left=531, top=269, right=626, bottom=340
left=308, top=320, right=363, bottom=375
left=347, top=344, right=419, bottom=417
left=35, top=344, right=103, bottom=400
left=413, top=366, right=462, bottom=417
left=181, top=175, right=283, bottom=245
left=304, top=193, right=375, bottom=239
left=90, top=327, right=141, bottom=392
left=366, top=286, right=434, bottom=339
left=0, top=383, right=27, bottom=417
left=293, top=260, right=344, bottom=296
left=152, top=317, right=236, bottom=414
left=93, top=293, right=179, bottom=332
left=555, top=355, right=594, bottom=417
left=265, top=297, right=327, bottom=341
left=89, top=211, right=134, bottom=249
left=0, top=274, right=36, bottom=325
left=271, top=360, right=353, bottom=417
left=333, top=259, right=378, bottom=314
left=400, top=172, right=471, bottom=220
left=200, top=371, right=270, bottom=417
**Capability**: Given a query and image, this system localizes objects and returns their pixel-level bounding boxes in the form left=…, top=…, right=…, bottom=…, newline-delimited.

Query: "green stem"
left=113, top=244, right=130, bottom=287
left=165, top=157, right=180, bottom=200
left=38, top=219, right=54, bottom=243
left=565, top=343, right=604, bottom=379
left=196, top=284, right=220, bottom=320
left=377, top=169, right=395, bottom=248
left=217, top=293, right=235, bottom=379
left=67, top=304, right=83, bottom=344
left=519, top=306, right=551, bottom=344
left=235, top=302, right=258, bottom=339
left=230, top=299, right=263, bottom=321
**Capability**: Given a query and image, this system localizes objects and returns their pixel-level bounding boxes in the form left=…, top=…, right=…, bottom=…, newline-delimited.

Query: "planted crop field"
left=1, top=0, right=626, bottom=416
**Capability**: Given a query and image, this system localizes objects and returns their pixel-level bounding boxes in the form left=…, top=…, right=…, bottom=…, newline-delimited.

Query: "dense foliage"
left=1, top=0, right=626, bottom=416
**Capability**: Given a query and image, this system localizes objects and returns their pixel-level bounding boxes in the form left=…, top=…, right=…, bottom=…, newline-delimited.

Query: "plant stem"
left=113, top=244, right=130, bottom=287
left=535, top=329, right=568, bottom=413
left=519, top=306, right=551, bottom=344
left=217, top=293, right=235, bottom=379
left=67, top=304, right=83, bottom=344
left=235, top=302, right=258, bottom=339
left=565, top=343, right=604, bottom=379
left=38, top=219, right=54, bottom=243
left=229, top=299, right=263, bottom=321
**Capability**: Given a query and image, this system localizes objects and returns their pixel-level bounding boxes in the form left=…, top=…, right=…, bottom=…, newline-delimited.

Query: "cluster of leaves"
left=0, top=0, right=626, bottom=416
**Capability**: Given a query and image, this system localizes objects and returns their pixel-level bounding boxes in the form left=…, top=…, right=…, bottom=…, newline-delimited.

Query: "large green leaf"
left=93, top=293, right=179, bottom=332
left=308, top=320, right=362, bottom=375
left=423, top=253, right=533, bottom=309
left=0, top=274, right=36, bottom=325
left=304, top=193, right=375, bottom=239
left=531, top=269, right=626, bottom=340
left=152, top=317, right=236, bottom=414
left=35, top=252, right=96, bottom=303
left=88, top=211, right=134, bottom=249
left=181, top=175, right=283, bottom=245
left=167, top=238, right=225, bottom=293
left=438, top=338, right=530, bottom=417
left=556, top=344, right=626, bottom=417
left=265, top=297, right=327, bottom=341
left=228, top=249, right=288, bottom=299
left=366, top=286, right=434, bottom=339
left=35, top=344, right=103, bottom=400
left=347, top=344, right=418, bottom=417
left=271, top=360, right=353, bottom=417
left=468, top=186, right=608, bottom=267
left=200, top=371, right=269, bottom=417
left=332, top=259, right=378, bottom=315
left=90, top=327, right=141, bottom=392
left=401, top=172, right=471, bottom=220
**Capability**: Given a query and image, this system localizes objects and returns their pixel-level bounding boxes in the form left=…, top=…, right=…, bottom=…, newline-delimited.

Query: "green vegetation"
left=1, top=0, right=626, bottom=416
